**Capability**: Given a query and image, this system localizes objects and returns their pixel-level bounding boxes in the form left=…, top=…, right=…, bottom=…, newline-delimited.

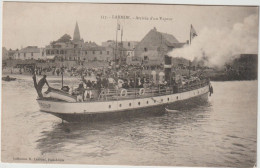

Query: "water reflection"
left=36, top=101, right=212, bottom=156
left=2, top=77, right=257, bottom=167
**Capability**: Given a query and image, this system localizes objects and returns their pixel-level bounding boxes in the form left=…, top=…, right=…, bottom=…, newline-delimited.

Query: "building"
left=80, top=45, right=113, bottom=62
left=102, top=40, right=137, bottom=63
left=14, top=46, right=46, bottom=60
left=133, top=27, right=186, bottom=65
left=2, top=47, right=9, bottom=60
left=45, top=22, right=114, bottom=62
left=2, top=48, right=18, bottom=60
left=102, top=40, right=138, bottom=57
left=45, top=22, right=84, bottom=61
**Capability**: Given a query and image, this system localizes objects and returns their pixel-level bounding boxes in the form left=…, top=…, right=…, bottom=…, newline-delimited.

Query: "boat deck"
left=40, top=80, right=209, bottom=102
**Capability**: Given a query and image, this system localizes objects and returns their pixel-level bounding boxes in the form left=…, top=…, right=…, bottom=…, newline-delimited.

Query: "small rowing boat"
left=165, top=108, right=180, bottom=113
left=2, top=76, right=16, bottom=81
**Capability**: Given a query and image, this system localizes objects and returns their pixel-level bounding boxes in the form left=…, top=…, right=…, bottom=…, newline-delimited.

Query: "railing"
left=97, top=80, right=209, bottom=101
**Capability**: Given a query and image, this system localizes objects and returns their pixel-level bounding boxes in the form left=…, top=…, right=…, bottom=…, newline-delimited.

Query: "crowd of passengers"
left=70, top=68, right=207, bottom=98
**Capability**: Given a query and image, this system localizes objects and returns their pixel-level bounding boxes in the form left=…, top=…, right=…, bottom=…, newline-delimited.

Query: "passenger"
left=97, top=77, right=102, bottom=89
left=130, top=79, right=135, bottom=88
left=91, top=81, right=96, bottom=88
left=86, top=80, right=92, bottom=88
left=82, top=76, right=87, bottom=85
left=102, top=77, right=108, bottom=88
left=122, top=79, right=129, bottom=89
left=172, top=80, right=178, bottom=93
left=74, top=83, right=85, bottom=100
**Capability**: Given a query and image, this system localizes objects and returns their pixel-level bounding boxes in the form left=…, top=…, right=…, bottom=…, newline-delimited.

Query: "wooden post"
left=62, top=71, right=64, bottom=88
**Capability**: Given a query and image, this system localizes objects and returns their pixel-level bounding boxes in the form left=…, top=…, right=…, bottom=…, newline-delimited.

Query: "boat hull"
left=43, top=93, right=208, bottom=122
left=37, top=85, right=209, bottom=122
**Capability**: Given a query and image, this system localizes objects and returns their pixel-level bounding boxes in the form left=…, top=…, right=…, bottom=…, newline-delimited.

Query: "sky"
left=2, top=2, right=259, bottom=50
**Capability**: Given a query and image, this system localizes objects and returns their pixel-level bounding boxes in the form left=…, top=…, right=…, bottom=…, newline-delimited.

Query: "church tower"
left=73, top=21, right=81, bottom=42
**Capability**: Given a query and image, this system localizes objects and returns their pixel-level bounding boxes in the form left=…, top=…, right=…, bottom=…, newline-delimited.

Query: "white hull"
left=37, top=85, right=209, bottom=115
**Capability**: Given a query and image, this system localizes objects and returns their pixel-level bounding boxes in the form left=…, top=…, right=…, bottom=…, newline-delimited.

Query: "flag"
left=190, top=24, right=197, bottom=38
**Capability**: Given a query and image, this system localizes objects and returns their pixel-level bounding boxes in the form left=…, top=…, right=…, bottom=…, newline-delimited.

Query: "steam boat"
left=37, top=81, right=210, bottom=122
left=35, top=55, right=212, bottom=122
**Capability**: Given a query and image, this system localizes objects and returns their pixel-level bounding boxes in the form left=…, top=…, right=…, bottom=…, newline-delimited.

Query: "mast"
left=188, top=60, right=191, bottom=79
left=120, top=26, right=123, bottom=65
left=61, top=70, right=64, bottom=88
left=189, top=24, right=197, bottom=78
left=61, top=61, right=64, bottom=88
left=190, top=26, right=192, bottom=45
left=115, top=18, right=119, bottom=66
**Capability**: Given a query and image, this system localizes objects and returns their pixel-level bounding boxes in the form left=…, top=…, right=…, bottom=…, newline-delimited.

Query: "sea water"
left=1, top=75, right=257, bottom=167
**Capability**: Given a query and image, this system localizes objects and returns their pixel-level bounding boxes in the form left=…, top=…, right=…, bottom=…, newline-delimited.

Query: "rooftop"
left=19, top=46, right=41, bottom=53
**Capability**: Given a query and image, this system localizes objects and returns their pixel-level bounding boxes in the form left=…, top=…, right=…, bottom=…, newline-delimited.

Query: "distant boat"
left=2, top=76, right=16, bottom=81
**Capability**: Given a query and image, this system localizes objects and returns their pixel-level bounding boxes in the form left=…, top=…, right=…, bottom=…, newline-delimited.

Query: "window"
left=138, top=102, right=140, bottom=105
left=100, top=51, right=102, bottom=54
left=144, top=56, right=149, bottom=61
left=128, top=42, right=130, bottom=47
left=31, top=53, right=33, bottom=56
left=93, top=51, right=95, bottom=54
left=24, top=53, right=26, bottom=57
left=129, top=103, right=131, bottom=106
left=147, top=101, right=149, bottom=104
left=51, top=50, right=54, bottom=54
left=42, top=52, right=44, bottom=56
left=107, top=51, right=109, bottom=55
left=144, top=48, right=147, bottom=52
left=85, top=51, right=87, bottom=55
left=119, top=104, right=122, bottom=107
left=109, top=105, right=111, bottom=108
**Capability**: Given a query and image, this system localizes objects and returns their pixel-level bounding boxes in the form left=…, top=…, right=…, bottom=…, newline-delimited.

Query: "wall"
left=14, top=48, right=46, bottom=60
left=134, top=29, right=169, bottom=64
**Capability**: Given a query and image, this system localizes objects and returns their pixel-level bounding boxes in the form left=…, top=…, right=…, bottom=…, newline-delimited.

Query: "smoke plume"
left=168, top=14, right=258, bottom=68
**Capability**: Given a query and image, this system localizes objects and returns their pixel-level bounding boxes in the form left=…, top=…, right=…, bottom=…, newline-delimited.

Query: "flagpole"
left=190, top=24, right=192, bottom=45
left=120, top=26, right=123, bottom=65
left=115, top=18, right=118, bottom=66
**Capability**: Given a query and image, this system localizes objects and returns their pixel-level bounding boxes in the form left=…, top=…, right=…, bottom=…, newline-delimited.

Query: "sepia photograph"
left=1, top=1, right=259, bottom=167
